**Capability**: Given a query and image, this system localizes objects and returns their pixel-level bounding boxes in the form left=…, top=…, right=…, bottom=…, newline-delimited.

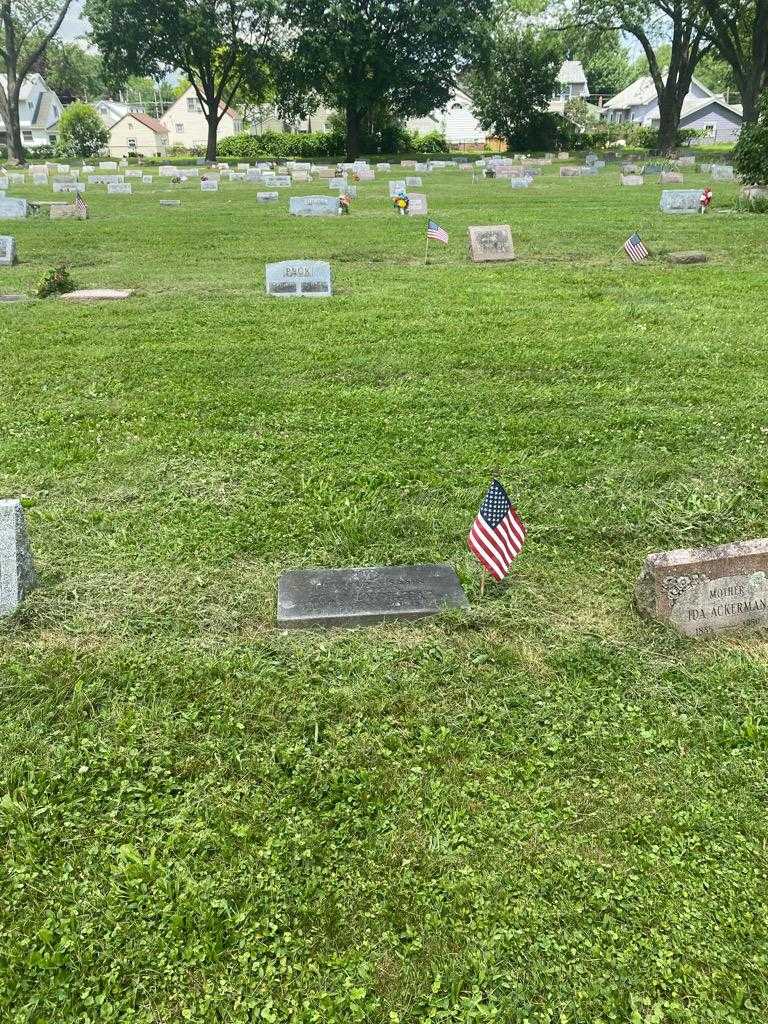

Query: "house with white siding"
left=108, top=111, right=169, bottom=158
left=0, top=73, right=63, bottom=150
left=602, top=73, right=743, bottom=141
left=406, top=87, right=486, bottom=145
left=94, top=99, right=134, bottom=128
left=549, top=60, right=590, bottom=115
left=160, top=85, right=243, bottom=149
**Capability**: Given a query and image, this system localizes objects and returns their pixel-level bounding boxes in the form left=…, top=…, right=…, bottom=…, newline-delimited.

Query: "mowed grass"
left=2, top=163, right=768, bottom=1023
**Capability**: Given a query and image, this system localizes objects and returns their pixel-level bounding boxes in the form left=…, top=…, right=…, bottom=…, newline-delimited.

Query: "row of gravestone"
left=3, top=496, right=768, bottom=638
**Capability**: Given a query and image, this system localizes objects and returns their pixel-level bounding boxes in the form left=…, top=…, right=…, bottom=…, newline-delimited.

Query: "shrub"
left=56, top=103, right=109, bottom=159
left=37, top=264, right=75, bottom=299
left=218, top=131, right=344, bottom=161
left=408, top=131, right=449, bottom=153
left=734, top=99, right=768, bottom=185
left=506, top=112, right=579, bottom=152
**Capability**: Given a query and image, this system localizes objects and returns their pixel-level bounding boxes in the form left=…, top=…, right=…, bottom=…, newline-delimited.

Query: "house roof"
left=0, top=72, right=60, bottom=129
left=110, top=111, right=169, bottom=135
left=679, top=95, right=744, bottom=122
left=605, top=73, right=715, bottom=110
left=557, top=60, right=587, bottom=85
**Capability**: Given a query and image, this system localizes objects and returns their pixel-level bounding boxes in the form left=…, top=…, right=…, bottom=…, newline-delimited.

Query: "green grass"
left=2, top=163, right=768, bottom=1024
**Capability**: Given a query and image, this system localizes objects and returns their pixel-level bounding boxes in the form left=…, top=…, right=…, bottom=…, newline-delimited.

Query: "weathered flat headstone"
left=99, top=161, right=118, bottom=170
left=389, top=180, right=407, bottom=196
left=509, top=176, right=533, bottom=189
left=271, top=175, right=292, bottom=187
left=328, top=176, right=347, bottom=189
left=142, top=175, right=153, bottom=184
left=557, top=151, right=569, bottom=160
left=406, top=176, right=423, bottom=187
left=407, top=193, right=428, bottom=215
left=257, top=191, right=279, bottom=203
left=60, top=289, right=134, bottom=302
left=0, top=235, right=16, bottom=265
left=160, top=199, right=181, bottom=207
left=621, top=174, right=644, bottom=186
left=28, top=164, right=47, bottom=175
left=292, top=171, right=311, bottom=182
left=289, top=195, right=339, bottom=216
left=667, top=250, right=708, bottom=264
left=712, top=164, right=735, bottom=180
left=660, top=189, right=702, bottom=213
left=107, top=182, right=132, bottom=194
left=32, top=174, right=48, bottom=186
left=560, top=167, right=581, bottom=177
left=265, top=260, right=331, bottom=298
left=53, top=181, right=85, bottom=193
left=0, top=499, right=36, bottom=617
left=125, top=170, right=143, bottom=178
left=0, top=293, right=26, bottom=303
left=200, top=179, right=219, bottom=191
left=468, top=224, right=515, bottom=263
left=0, top=198, right=28, bottom=219
left=277, top=563, right=468, bottom=628
left=660, top=171, right=684, bottom=184
left=636, top=538, right=768, bottom=637
left=378, top=162, right=391, bottom=171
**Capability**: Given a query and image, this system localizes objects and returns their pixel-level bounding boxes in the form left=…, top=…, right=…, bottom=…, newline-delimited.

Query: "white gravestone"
left=271, top=175, right=292, bottom=187
left=405, top=176, right=422, bottom=187
left=53, top=182, right=85, bottom=193
left=660, top=190, right=703, bottom=213
left=107, top=182, right=132, bottom=194
left=0, top=499, right=36, bottom=617
left=142, top=175, right=153, bottom=184
left=389, top=180, right=407, bottom=197
left=201, top=179, right=219, bottom=191
left=125, top=170, right=143, bottom=178
left=712, top=164, right=735, bottom=180
left=621, top=174, right=644, bottom=186
left=0, top=198, right=28, bottom=219
left=0, top=235, right=16, bottom=265
left=99, top=161, right=118, bottom=170
left=328, top=176, right=347, bottom=190
left=32, top=174, right=48, bottom=185
left=289, top=195, right=339, bottom=216
left=407, top=193, right=428, bottom=215
left=265, top=260, right=332, bottom=298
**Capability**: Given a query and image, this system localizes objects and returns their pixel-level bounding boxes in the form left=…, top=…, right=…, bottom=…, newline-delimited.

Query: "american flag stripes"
left=75, top=191, right=88, bottom=219
left=426, top=219, right=449, bottom=244
left=624, top=232, right=648, bottom=263
left=467, top=480, right=527, bottom=581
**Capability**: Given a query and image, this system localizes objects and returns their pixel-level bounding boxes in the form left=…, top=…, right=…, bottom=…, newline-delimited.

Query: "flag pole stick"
left=480, top=573, right=486, bottom=598
left=424, top=232, right=429, bottom=265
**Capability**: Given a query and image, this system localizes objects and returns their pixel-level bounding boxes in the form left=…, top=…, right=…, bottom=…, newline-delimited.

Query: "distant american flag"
left=624, top=232, right=648, bottom=263
left=426, top=219, right=448, bottom=244
left=75, top=191, right=88, bottom=218
left=468, top=480, right=527, bottom=581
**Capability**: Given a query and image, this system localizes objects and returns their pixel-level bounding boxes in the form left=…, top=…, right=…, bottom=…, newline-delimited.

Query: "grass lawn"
left=2, top=162, right=768, bottom=1023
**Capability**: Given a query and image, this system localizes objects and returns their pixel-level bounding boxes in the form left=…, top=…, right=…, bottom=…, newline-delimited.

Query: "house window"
left=704, top=123, right=716, bottom=136
left=127, top=121, right=134, bottom=129
left=128, top=138, right=137, bottom=149
left=233, top=120, right=242, bottom=132
left=49, top=134, right=57, bottom=144
left=175, top=123, right=184, bottom=133
left=22, top=130, right=33, bottom=141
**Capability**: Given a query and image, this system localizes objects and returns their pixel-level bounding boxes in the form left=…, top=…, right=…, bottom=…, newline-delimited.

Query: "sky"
left=61, top=0, right=89, bottom=42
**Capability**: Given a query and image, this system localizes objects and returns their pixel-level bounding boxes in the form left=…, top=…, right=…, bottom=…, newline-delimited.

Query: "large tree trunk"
left=738, top=67, right=767, bottom=124
left=345, top=103, right=362, bottom=160
left=657, top=100, right=680, bottom=155
left=205, top=114, right=218, bottom=162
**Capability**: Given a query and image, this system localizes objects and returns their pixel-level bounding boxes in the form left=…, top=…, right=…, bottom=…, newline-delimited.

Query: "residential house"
left=108, top=112, right=169, bottom=158
left=250, top=104, right=334, bottom=134
left=549, top=60, right=590, bottom=115
left=0, top=73, right=63, bottom=150
left=407, top=87, right=487, bottom=146
left=94, top=99, right=134, bottom=128
left=160, top=85, right=243, bottom=150
left=602, top=73, right=743, bottom=141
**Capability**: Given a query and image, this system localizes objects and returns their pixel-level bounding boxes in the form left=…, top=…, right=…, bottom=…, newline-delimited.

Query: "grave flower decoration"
left=338, top=193, right=351, bottom=215
left=393, top=193, right=409, bottom=215
left=700, top=187, right=713, bottom=212
left=171, top=175, right=182, bottom=184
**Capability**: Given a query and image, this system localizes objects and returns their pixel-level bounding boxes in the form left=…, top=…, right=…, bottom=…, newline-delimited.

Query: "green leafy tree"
left=561, top=29, right=633, bottom=96
left=86, top=0, right=277, bottom=160
left=469, top=28, right=562, bottom=149
left=0, top=0, right=75, bottom=163
left=734, top=91, right=768, bottom=182
left=699, top=0, right=768, bottom=123
left=279, top=0, right=491, bottom=159
left=37, top=40, right=107, bottom=102
left=566, top=0, right=712, bottom=153
left=55, top=101, right=109, bottom=157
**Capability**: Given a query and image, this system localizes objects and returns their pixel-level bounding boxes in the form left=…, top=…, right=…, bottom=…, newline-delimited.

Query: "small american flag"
left=75, top=191, right=88, bottom=219
left=624, top=232, right=648, bottom=263
left=468, top=479, right=527, bottom=581
left=426, top=219, right=448, bottom=244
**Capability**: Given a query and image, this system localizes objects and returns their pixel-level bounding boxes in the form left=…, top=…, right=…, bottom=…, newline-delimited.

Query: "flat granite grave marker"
left=107, top=182, right=132, bottom=194
left=621, top=174, right=644, bottom=186
left=0, top=198, right=28, bottom=219
left=289, top=195, right=339, bottom=216
left=406, top=176, right=423, bottom=186
left=265, top=259, right=331, bottom=298
left=277, top=563, right=469, bottom=628
left=407, top=193, right=428, bottom=215
left=257, top=192, right=279, bottom=203
left=389, top=180, right=407, bottom=196
left=328, top=176, right=347, bottom=190
left=53, top=181, right=85, bottom=193
left=201, top=179, right=219, bottom=191
left=712, top=164, right=735, bottom=180
left=160, top=199, right=181, bottom=207
left=468, top=224, right=515, bottom=263
left=635, top=537, right=768, bottom=637
left=660, top=189, right=702, bottom=213
left=142, top=175, right=153, bottom=184
left=666, top=250, right=708, bottom=264
left=0, top=235, right=16, bottom=265
left=660, top=171, right=684, bottom=184
left=61, top=289, right=134, bottom=302
left=0, top=499, right=36, bottom=617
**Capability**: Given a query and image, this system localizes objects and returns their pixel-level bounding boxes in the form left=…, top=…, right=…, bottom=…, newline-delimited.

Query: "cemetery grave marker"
left=125, top=170, right=143, bottom=178
left=0, top=499, right=36, bottom=618
left=0, top=198, right=29, bottom=219
left=676, top=156, right=696, bottom=167
left=89, top=174, right=124, bottom=185
left=142, top=175, right=153, bottom=184
left=32, top=174, right=48, bottom=185
left=468, top=224, right=515, bottom=263
left=389, top=180, right=407, bottom=196
left=52, top=182, right=85, bottom=193
left=201, top=179, right=219, bottom=191
left=405, top=176, right=422, bottom=187
left=160, top=199, right=181, bottom=207
left=712, top=164, right=735, bottom=180
left=378, top=162, right=391, bottom=171
left=266, top=259, right=332, bottom=298
left=560, top=167, right=581, bottom=177
left=61, top=289, right=134, bottom=302
left=660, top=172, right=684, bottom=184
left=99, top=161, right=118, bottom=170
left=621, top=174, right=644, bottom=186
left=289, top=195, right=340, bottom=216
left=666, top=251, right=708, bottom=264
left=329, top=176, right=347, bottom=189
left=0, top=235, right=16, bottom=265
left=257, top=192, right=279, bottom=203
left=635, top=538, right=768, bottom=637
left=660, top=189, right=703, bottom=213
left=270, top=175, right=292, bottom=187
left=107, top=182, right=132, bottom=194
left=277, top=563, right=469, bottom=629
left=509, top=176, right=533, bottom=189
left=407, top=193, right=428, bottom=215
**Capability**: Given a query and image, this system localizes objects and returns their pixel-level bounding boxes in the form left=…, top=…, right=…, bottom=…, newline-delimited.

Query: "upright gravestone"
left=32, top=173, right=48, bottom=186
left=509, top=176, right=533, bottom=189
left=99, top=161, right=118, bottom=170
left=378, top=162, right=391, bottom=172
left=389, top=180, right=407, bottom=197
left=676, top=156, right=696, bottom=168
left=660, top=189, right=702, bottom=213
left=635, top=537, right=768, bottom=637
left=468, top=224, right=515, bottom=263
left=0, top=235, right=17, bottom=265
left=407, top=193, right=428, bottom=215
left=289, top=195, right=339, bottom=216
left=621, top=174, right=644, bottom=186
left=53, top=182, right=85, bottom=193
left=560, top=167, right=581, bottom=177
left=0, top=499, right=36, bottom=618
left=328, top=176, right=347, bottom=190
left=405, top=176, right=423, bottom=187
left=142, top=175, right=153, bottom=184
left=201, top=179, right=219, bottom=191
left=265, top=260, right=332, bottom=298
left=660, top=171, right=684, bottom=184
left=712, top=164, right=735, bottom=180
left=107, top=182, right=132, bottom=194
left=0, top=198, right=28, bottom=219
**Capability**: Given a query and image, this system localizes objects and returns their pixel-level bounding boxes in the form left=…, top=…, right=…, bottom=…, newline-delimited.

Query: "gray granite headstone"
left=289, top=195, right=339, bottom=216
left=0, top=235, right=16, bottom=265
left=407, top=193, right=428, bottom=215
left=107, top=182, right=132, bottom=194
left=160, top=199, right=181, bottom=207
left=712, top=164, right=734, bottom=180
left=389, top=180, right=407, bottom=196
left=468, top=224, right=515, bottom=263
left=660, top=189, right=702, bottom=213
left=328, top=176, right=347, bottom=190
left=277, top=563, right=469, bottom=628
left=200, top=179, right=219, bottom=191
left=0, top=499, right=36, bottom=617
left=257, top=192, right=279, bottom=203
left=560, top=167, right=581, bottom=177
left=266, top=259, right=331, bottom=297
left=406, top=176, right=423, bottom=187
left=0, top=198, right=28, bottom=219
left=635, top=538, right=768, bottom=636
left=621, top=174, right=643, bottom=186
left=53, top=181, right=86, bottom=193
left=89, top=174, right=124, bottom=185
left=509, top=176, right=533, bottom=189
